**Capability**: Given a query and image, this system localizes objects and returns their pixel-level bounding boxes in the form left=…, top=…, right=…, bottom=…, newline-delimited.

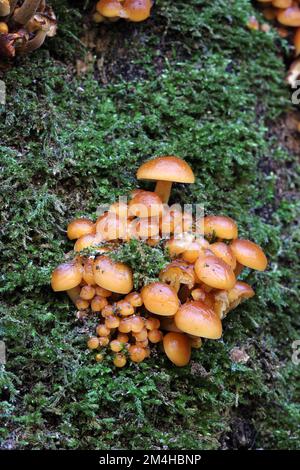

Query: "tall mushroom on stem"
left=17, top=7, right=57, bottom=53
left=137, top=156, right=195, bottom=204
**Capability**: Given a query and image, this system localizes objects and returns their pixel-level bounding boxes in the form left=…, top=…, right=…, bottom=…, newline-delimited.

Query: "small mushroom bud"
left=75, top=298, right=90, bottom=310
left=66, top=285, right=81, bottom=305
left=0, top=22, right=8, bottom=34
left=98, top=336, right=110, bottom=347
left=175, top=300, right=222, bottom=339
left=230, top=239, right=267, bottom=271
left=130, top=315, right=145, bottom=333
left=105, top=315, right=120, bottom=329
left=91, top=295, right=108, bottom=312
left=141, top=282, right=180, bottom=316
left=129, top=345, right=147, bottom=363
left=194, top=254, right=236, bottom=290
left=93, top=256, right=133, bottom=294
left=145, top=316, right=160, bottom=330
left=51, top=261, right=83, bottom=292
left=96, top=324, right=111, bottom=337
left=80, top=285, right=96, bottom=300
left=110, top=340, right=123, bottom=352
left=202, top=215, right=238, bottom=240
left=118, top=317, right=132, bottom=333
left=87, top=337, right=99, bottom=350
left=95, top=353, right=104, bottom=362
left=148, top=328, right=163, bottom=343
left=134, top=327, right=148, bottom=342
left=67, top=218, right=95, bottom=240
left=128, top=190, right=163, bottom=218
left=117, top=333, right=129, bottom=343
left=163, top=332, right=191, bottom=367
left=113, top=353, right=127, bottom=368
left=189, top=336, right=202, bottom=349
left=116, top=300, right=135, bottom=317
left=125, top=291, right=143, bottom=307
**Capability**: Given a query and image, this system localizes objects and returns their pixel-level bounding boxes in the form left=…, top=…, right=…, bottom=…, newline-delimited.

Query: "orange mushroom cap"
left=123, top=0, right=152, bottom=22
left=141, top=282, right=180, bottom=316
left=230, top=239, right=268, bottom=271
left=163, top=332, right=191, bottom=367
left=227, top=281, right=255, bottom=304
left=209, top=241, right=237, bottom=269
left=159, top=259, right=196, bottom=292
left=277, top=5, right=300, bottom=26
left=175, top=300, right=222, bottom=339
left=67, top=218, right=95, bottom=240
left=96, top=0, right=123, bottom=18
left=137, top=156, right=195, bottom=203
left=202, top=215, right=238, bottom=240
left=93, top=255, right=133, bottom=294
left=128, top=190, right=163, bottom=218
left=137, top=156, right=195, bottom=185
left=194, top=254, right=236, bottom=290
left=51, top=260, right=83, bottom=292
left=272, top=0, right=292, bottom=9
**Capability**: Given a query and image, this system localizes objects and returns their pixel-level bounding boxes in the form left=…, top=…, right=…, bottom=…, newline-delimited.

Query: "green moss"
left=0, top=0, right=299, bottom=450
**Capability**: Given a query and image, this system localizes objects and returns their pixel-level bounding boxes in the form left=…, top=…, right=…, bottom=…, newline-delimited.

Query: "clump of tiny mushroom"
left=51, top=155, right=268, bottom=368
left=92, top=0, right=153, bottom=24
left=0, top=0, right=56, bottom=58
left=252, top=0, right=300, bottom=87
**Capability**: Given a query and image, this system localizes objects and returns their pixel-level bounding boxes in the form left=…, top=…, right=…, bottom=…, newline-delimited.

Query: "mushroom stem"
left=13, top=0, right=40, bottom=25
left=155, top=180, right=172, bottom=204
left=9, top=0, right=18, bottom=12
left=20, top=29, right=47, bottom=53
left=0, top=0, right=10, bottom=17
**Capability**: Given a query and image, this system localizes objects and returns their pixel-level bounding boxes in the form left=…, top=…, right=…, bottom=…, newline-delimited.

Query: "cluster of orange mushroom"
left=0, top=0, right=56, bottom=58
left=92, top=0, right=153, bottom=24
left=51, top=156, right=268, bottom=368
left=254, top=0, right=300, bottom=86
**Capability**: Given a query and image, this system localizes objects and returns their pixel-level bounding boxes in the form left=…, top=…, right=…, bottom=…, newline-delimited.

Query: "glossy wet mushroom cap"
left=227, top=281, right=255, bottom=305
left=230, top=239, right=267, bottom=271
left=128, top=190, right=163, bottom=218
left=51, top=261, right=83, bottom=291
left=209, top=241, right=237, bottom=269
left=202, top=215, right=238, bottom=240
left=93, top=255, right=133, bottom=294
left=163, top=332, right=191, bottom=367
left=123, top=0, right=152, bottom=22
left=175, top=300, right=222, bottom=339
left=141, top=282, right=180, bottom=316
left=96, top=0, right=123, bottom=18
left=277, top=5, right=300, bottom=26
left=67, top=218, right=95, bottom=240
left=194, top=254, right=236, bottom=290
left=137, top=156, right=195, bottom=203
